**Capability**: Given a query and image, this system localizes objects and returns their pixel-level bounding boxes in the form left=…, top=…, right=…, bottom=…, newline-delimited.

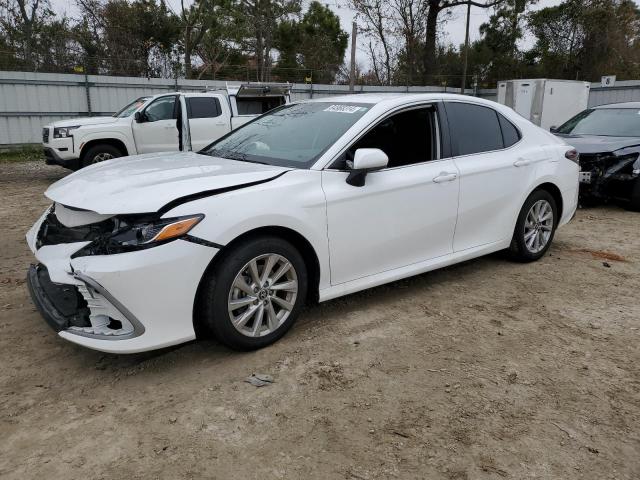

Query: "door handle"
left=513, top=158, right=531, bottom=167
left=433, top=172, right=457, bottom=183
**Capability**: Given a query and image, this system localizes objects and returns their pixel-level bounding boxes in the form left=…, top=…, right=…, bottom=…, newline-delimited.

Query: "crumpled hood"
left=49, top=116, right=120, bottom=128
left=45, top=151, right=289, bottom=215
left=556, top=134, right=640, bottom=154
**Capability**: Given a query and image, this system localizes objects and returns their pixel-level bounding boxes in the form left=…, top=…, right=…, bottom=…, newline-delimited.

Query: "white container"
left=496, top=79, right=590, bottom=130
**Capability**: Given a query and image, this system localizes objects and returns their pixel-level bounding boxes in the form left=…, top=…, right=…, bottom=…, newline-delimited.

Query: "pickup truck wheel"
left=81, top=144, right=123, bottom=168
left=198, top=236, right=308, bottom=350
left=508, top=190, right=558, bottom=262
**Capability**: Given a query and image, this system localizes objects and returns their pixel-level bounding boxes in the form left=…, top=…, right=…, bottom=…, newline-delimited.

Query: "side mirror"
left=134, top=111, right=145, bottom=123
left=549, top=126, right=558, bottom=133
left=346, top=148, right=389, bottom=187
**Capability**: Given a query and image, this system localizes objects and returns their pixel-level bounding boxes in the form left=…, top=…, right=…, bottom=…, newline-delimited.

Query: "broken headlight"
left=72, top=214, right=203, bottom=257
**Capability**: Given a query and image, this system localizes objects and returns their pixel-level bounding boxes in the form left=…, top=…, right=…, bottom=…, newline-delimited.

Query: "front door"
left=322, top=105, right=460, bottom=285
left=132, top=95, right=179, bottom=153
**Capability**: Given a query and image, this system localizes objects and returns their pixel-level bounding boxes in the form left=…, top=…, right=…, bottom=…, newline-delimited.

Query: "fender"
left=74, top=127, right=137, bottom=157
left=162, top=170, right=332, bottom=291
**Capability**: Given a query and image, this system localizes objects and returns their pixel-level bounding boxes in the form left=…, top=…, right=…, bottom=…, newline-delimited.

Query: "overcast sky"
left=51, top=0, right=564, bottom=66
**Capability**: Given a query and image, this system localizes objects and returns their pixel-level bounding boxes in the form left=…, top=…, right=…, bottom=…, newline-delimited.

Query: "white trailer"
left=497, top=79, right=590, bottom=130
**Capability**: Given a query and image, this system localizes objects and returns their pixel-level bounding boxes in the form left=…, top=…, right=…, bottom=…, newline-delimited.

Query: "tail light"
left=565, top=148, right=579, bottom=164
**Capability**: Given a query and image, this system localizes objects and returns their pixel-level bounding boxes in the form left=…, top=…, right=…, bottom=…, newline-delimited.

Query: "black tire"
left=507, top=189, right=558, bottom=262
left=625, top=178, right=640, bottom=212
left=197, top=236, right=308, bottom=350
left=81, top=144, right=123, bottom=168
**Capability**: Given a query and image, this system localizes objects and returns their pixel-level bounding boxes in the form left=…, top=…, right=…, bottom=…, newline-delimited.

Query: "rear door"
left=444, top=101, right=542, bottom=251
left=132, top=95, right=179, bottom=153
left=322, top=104, right=460, bottom=285
left=185, top=94, right=231, bottom=150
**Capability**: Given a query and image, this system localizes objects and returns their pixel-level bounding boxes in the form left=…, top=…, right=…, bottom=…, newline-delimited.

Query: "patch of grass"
left=0, top=146, right=42, bottom=163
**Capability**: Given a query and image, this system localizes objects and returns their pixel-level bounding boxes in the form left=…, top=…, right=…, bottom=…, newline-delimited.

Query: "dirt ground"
left=0, top=161, right=639, bottom=480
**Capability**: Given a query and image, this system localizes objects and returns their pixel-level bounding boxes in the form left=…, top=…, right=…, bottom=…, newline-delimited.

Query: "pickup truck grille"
left=42, top=128, right=49, bottom=144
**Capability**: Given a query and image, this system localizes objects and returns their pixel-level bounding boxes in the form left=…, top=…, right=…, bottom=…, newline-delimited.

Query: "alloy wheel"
left=227, top=253, right=298, bottom=337
left=93, top=152, right=114, bottom=163
left=524, top=199, right=554, bottom=253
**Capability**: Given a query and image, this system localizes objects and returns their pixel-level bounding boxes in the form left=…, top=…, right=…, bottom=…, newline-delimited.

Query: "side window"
left=144, top=96, right=176, bottom=122
left=445, top=102, right=504, bottom=155
left=498, top=113, right=521, bottom=147
left=187, top=97, right=221, bottom=119
left=339, top=107, right=437, bottom=169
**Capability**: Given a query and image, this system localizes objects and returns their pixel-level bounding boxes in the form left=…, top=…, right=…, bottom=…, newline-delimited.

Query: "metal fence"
left=0, top=70, right=498, bottom=145
left=2, top=70, right=636, bottom=146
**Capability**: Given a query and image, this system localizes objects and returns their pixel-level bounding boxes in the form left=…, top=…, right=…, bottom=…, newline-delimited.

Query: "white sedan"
left=26, top=94, right=579, bottom=353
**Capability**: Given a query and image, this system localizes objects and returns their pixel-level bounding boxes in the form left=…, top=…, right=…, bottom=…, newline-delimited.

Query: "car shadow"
left=67, top=251, right=511, bottom=372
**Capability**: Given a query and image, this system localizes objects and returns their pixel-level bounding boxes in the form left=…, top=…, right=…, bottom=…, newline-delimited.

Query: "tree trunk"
left=185, top=25, right=192, bottom=79
left=423, top=2, right=440, bottom=84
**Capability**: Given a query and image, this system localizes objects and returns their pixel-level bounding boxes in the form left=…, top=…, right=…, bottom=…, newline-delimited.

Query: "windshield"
left=201, top=102, right=371, bottom=168
left=556, top=108, right=640, bottom=137
left=113, top=97, right=150, bottom=118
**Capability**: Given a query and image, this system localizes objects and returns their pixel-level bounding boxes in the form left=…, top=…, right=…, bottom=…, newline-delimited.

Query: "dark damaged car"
left=552, top=102, right=640, bottom=210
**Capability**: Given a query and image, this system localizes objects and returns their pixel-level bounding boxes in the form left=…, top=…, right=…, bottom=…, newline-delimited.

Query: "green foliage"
left=3, top=0, right=640, bottom=85
left=0, top=146, right=42, bottom=163
left=529, top=0, right=640, bottom=81
left=274, top=1, right=348, bottom=83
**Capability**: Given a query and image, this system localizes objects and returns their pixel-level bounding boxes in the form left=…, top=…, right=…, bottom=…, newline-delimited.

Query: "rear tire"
left=197, top=236, right=308, bottom=350
left=508, top=189, right=558, bottom=262
left=81, top=144, right=123, bottom=168
left=625, top=178, right=640, bottom=212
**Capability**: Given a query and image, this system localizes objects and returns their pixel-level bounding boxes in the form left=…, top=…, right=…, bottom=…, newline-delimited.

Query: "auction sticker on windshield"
left=324, top=105, right=367, bottom=114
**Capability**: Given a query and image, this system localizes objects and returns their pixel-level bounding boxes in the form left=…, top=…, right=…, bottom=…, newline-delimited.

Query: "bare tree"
left=390, top=0, right=428, bottom=83
left=349, top=0, right=397, bottom=85
left=422, top=0, right=503, bottom=82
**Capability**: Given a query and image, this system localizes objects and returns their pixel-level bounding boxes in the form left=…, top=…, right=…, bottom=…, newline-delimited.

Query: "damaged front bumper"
left=27, top=264, right=144, bottom=339
left=579, top=152, right=640, bottom=203
left=25, top=206, right=219, bottom=353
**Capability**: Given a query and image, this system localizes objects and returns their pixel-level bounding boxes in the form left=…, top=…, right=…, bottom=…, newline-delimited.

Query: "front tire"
left=508, top=190, right=558, bottom=262
left=81, top=144, right=123, bottom=168
left=198, top=236, right=308, bottom=350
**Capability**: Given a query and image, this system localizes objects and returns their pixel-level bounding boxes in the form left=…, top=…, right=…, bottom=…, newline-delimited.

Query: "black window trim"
left=442, top=100, right=523, bottom=158
left=324, top=101, right=445, bottom=172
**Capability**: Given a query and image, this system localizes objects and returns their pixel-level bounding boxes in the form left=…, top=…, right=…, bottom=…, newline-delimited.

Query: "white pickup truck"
left=42, top=84, right=290, bottom=170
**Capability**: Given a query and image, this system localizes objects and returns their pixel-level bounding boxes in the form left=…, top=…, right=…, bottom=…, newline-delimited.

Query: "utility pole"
left=349, top=21, right=357, bottom=92
left=460, top=1, right=471, bottom=94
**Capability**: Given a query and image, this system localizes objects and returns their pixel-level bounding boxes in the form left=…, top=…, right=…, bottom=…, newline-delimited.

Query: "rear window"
left=445, top=102, right=504, bottom=155
left=187, top=97, right=221, bottom=119
left=236, top=97, right=286, bottom=115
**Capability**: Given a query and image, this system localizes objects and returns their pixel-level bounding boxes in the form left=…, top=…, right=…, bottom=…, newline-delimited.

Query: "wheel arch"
left=533, top=181, right=563, bottom=223
left=192, top=225, right=321, bottom=339
left=80, top=138, right=129, bottom=160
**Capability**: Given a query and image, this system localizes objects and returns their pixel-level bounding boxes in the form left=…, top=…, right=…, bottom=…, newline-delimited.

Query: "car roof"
left=593, top=102, right=640, bottom=109
left=305, top=92, right=499, bottom=107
